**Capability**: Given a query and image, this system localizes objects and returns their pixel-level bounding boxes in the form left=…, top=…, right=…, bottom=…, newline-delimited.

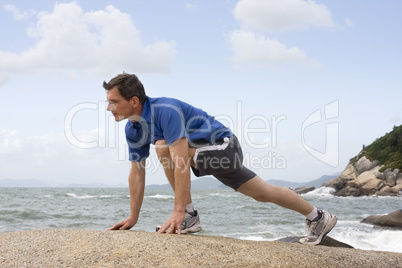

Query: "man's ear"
left=131, top=96, right=141, bottom=108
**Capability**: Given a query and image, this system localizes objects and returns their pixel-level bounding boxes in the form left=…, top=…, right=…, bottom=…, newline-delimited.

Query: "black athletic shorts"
left=190, top=135, right=256, bottom=190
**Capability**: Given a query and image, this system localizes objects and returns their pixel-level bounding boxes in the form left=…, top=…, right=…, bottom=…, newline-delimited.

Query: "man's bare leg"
left=154, top=140, right=202, bottom=234
left=237, top=175, right=314, bottom=216
left=155, top=140, right=193, bottom=205
left=238, top=175, right=337, bottom=245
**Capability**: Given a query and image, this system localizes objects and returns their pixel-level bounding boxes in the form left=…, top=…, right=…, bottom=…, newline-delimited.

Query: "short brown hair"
left=103, top=73, right=147, bottom=103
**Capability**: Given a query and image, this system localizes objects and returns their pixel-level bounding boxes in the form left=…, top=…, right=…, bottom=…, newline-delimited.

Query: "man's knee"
left=237, top=176, right=274, bottom=203
left=155, top=140, right=170, bottom=158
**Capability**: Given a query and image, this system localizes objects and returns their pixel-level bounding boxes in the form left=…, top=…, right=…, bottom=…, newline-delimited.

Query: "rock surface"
left=276, top=236, right=353, bottom=248
left=361, top=209, right=402, bottom=229
left=293, top=185, right=315, bottom=194
left=0, top=229, right=401, bottom=268
left=323, top=156, right=402, bottom=197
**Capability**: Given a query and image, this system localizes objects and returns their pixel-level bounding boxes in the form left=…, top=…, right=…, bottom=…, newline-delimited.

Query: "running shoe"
left=299, top=210, right=337, bottom=245
left=156, top=210, right=202, bottom=234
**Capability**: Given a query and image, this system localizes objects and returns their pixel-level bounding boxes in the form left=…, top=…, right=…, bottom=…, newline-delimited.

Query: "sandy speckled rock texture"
left=0, top=229, right=401, bottom=267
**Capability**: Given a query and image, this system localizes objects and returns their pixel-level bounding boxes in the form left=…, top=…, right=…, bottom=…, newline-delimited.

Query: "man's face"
left=106, top=86, right=136, bottom=122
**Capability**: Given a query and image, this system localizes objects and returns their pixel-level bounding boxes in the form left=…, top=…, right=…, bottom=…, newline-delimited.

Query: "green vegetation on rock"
left=350, top=125, right=402, bottom=171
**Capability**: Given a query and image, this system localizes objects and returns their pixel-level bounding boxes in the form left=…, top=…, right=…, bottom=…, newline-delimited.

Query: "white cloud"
left=0, top=129, right=130, bottom=184
left=0, top=2, right=176, bottom=82
left=228, top=0, right=334, bottom=67
left=233, top=0, right=335, bottom=33
left=345, top=18, right=353, bottom=27
left=229, top=30, right=321, bottom=67
left=3, top=4, right=35, bottom=20
left=185, top=3, right=197, bottom=12
left=0, top=128, right=173, bottom=185
left=0, top=130, right=23, bottom=154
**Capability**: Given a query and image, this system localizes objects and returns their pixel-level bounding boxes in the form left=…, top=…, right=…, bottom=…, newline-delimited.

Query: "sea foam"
left=146, top=194, right=174, bottom=199
left=303, top=187, right=335, bottom=197
left=65, top=193, right=96, bottom=199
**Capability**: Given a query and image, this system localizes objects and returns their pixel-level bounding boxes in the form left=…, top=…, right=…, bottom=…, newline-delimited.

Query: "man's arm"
left=157, top=137, right=191, bottom=234
left=108, top=160, right=146, bottom=230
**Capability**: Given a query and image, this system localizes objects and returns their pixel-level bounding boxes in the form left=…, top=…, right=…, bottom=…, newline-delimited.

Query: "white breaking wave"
left=333, top=222, right=402, bottom=253
left=65, top=193, right=96, bottom=199
left=65, top=193, right=114, bottom=199
left=238, top=235, right=268, bottom=241
left=207, top=193, right=237, bottom=198
left=366, top=230, right=402, bottom=253
left=303, top=187, right=335, bottom=197
left=146, top=194, right=174, bottom=199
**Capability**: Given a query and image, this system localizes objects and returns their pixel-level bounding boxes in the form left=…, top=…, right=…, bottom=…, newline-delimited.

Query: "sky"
left=0, top=0, right=401, bottom=186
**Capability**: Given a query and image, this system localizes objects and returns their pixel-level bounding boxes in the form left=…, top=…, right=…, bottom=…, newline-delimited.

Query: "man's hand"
left=157, top=210, right=185, bottom=234
left=109, top=161, right=145, bottom=231
left=108, top=216, right=136, bottom=230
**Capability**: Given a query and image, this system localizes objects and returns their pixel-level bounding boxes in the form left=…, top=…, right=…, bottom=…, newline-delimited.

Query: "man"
left=106, top=73, right=337, bottom=245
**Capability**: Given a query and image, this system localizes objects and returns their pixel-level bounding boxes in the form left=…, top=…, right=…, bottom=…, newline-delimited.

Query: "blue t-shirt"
left=125, top=96, right=232, bottom=162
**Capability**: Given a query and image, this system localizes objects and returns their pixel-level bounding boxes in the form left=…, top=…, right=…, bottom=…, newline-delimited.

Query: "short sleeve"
left=128, top=142, right=150, bottom=162
left=155, top=103, right=187, bottom=145
left=125, top=121, right=151, bottom=162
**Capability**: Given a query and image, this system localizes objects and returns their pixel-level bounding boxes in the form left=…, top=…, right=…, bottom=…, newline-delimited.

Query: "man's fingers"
left=108, top=222, right=123, bottom=230
left=157, top=214, right=184, bottom=235
left=167, top=225, right=176, bottom=234
left=157, top=223, right=175, bottom=234
left=162, top=223, right=181, bottom=234
left=172, top=222, right=181, bottom=234
left=120, top=223, right=130, bottom=230
left=157, top=224, right=169, bottom=234
left=108, top=225, right=118, bottom=230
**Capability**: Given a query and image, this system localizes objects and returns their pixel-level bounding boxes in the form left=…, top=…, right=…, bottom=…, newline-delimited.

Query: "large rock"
left=335, top=187, right=362, bottom=197
left=391, top=184, right=402, bottom=194
left=375, top=191, right=399, bottom=196
left=1, top=229, right=401, bottom=268
left=323, top=175, right=352, bottom=192
left=379, top=185, right=391, bottom=192
left=294, top=186, right=315, bottom=194
left=375, top=185, right=398, bottom=196
left=276, top=236, right=353, bottom=248
left=375, top=185, right=401, bottom=196
left=361, top=209, right=402, bottom=229
left=323, top=178, right=345, bottom=191
left=327, top=156, right=401, bottom=197
left=355, top=157, right=379, bottom=174
left=397, top=173, right=402, bottom=185
left=375, top=171, right=386, bottom=180
left=339, top=163, right=357, bottom=180
left=384, top=168, right=399, bottom=186
left=356, top=167, right=381, bottom=185
left=361, top=178, right=384, bottom=190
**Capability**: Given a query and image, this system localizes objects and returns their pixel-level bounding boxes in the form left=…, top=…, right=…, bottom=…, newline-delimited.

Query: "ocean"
left=0, top=187, right=401, bottom=253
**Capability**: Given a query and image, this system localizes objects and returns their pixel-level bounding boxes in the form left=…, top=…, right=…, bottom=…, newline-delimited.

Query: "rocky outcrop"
left=323, top=156, right=402, bottom=197
left=361, top=209, right=402, bottom=229
left=1, top=229, right=401, bottom=268
left=276, top=236, right=353, bottom=248
left=293, top=185, right=315, bottom=194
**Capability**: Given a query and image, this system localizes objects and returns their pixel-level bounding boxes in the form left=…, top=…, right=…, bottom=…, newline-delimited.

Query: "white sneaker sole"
left=156, top=224, right=202, bottom=234
left=181, top=224, right=202, bottom=234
